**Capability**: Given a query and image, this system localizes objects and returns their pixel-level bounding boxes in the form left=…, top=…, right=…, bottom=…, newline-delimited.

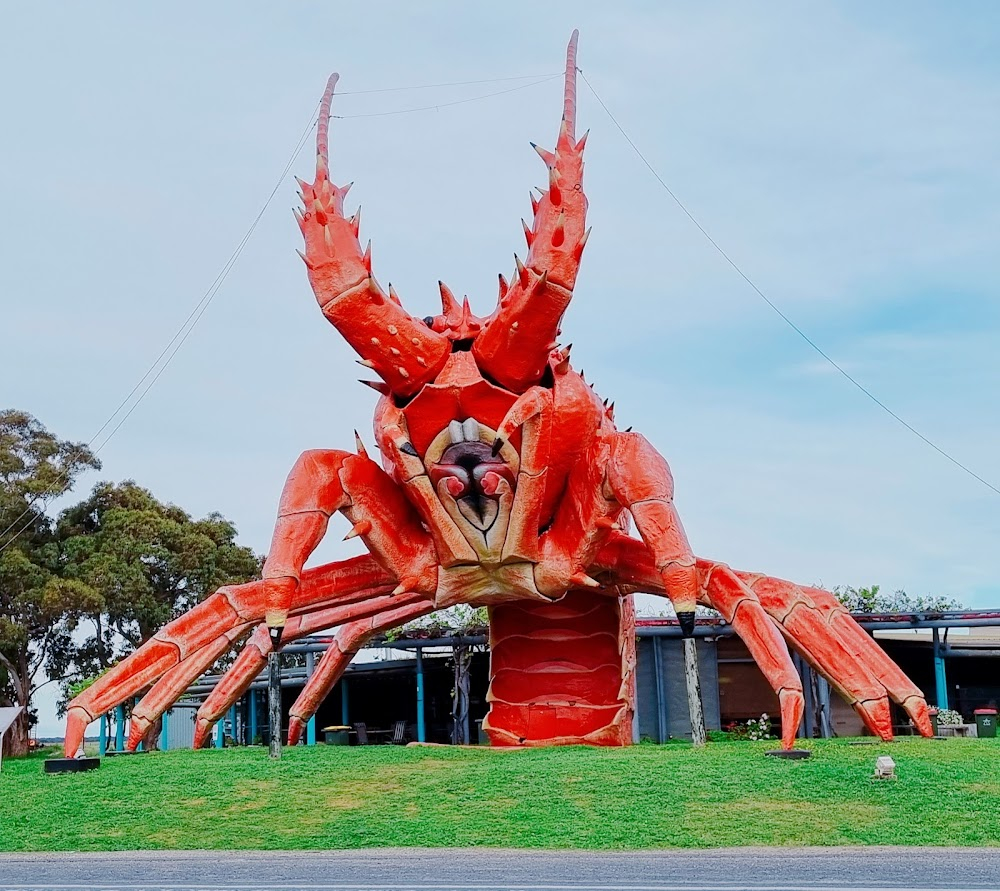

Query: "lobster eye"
left=423, top=316, right=435, bottom=327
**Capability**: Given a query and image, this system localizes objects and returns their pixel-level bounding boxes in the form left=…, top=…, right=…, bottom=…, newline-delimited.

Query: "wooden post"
left=652, top=637, right=667, bottom=743
left=683, top=637, right=707, bottom=747
left=268, top=649, right=282, bottom=759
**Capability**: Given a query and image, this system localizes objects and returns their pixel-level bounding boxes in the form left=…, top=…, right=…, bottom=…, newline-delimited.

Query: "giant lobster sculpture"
left=64, top=33, right=932, bottom=755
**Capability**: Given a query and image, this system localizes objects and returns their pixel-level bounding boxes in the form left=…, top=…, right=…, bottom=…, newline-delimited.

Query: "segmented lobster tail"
left=472, top=30, right=590, bottom=393
left=483, top=589, right=635, bottom=746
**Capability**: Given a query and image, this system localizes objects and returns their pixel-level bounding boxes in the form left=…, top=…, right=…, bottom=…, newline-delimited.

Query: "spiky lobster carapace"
left=63, top=32, right=933, bottom=756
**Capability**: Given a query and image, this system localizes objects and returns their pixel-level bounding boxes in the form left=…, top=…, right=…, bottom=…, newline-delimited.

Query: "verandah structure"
left=110, top=608, right=1000, bottom=753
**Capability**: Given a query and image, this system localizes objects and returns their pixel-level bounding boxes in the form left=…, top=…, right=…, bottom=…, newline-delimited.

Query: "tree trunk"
left=682, top=637, right=707, bottom=747
left=2, top=709, right=29, bottom=758
left=451, top=645, right=472, bottom=745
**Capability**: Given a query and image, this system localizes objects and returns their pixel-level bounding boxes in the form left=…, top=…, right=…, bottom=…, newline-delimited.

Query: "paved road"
left=1, top=849, right=998, bottom=890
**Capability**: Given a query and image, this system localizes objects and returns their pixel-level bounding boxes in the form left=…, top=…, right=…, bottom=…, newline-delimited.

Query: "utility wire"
left=0, top=71, right=565, bottom=554
left=334, top=74, right=562, bottom=119
left=578, top=69, right=1000, bottom=499
left=0, top=110, right=320, bottom=554
left=336, top=72, right=559, bottom=95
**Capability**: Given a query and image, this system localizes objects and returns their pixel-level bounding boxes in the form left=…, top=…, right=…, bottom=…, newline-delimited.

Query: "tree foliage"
left=0, top=410, right=101, bottom=756
left=57, top=480, right=262, bottom=678
left=834, top=583, right=965, bottom=614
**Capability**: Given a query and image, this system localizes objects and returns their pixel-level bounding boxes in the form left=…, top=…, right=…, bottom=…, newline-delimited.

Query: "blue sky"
left=2, top=3, right=999, bottom=733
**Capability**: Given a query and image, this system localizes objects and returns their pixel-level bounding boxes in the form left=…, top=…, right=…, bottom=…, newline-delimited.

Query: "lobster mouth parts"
left=428, top=420, right=517, bottom=553
left=430, top=442, right=516, bottom=533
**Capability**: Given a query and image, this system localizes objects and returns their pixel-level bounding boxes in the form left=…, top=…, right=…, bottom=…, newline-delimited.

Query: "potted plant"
left=936, top=709, right=963, bottom=735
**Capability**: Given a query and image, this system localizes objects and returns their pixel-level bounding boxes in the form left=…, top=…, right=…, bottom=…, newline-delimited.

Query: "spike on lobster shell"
left=515, top=255, right=529, bottom=288
left=359, top=379, right=390, bottom=395
left=522, top=218, right=534, bottom=248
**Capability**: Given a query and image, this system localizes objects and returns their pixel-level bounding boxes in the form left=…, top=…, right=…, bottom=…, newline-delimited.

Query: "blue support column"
left=415, top=649, right=426, bottom=743
left=216, top=713, right=225, bottom=749
left=306, top=652, right=316, bottom=745
left=160, top=711, right=169, bottom=751
left=933, top=628, right=949, bottom=709
left=134, top=699, right=143, bottom=752
left=115, top=705, right=125, bottom=751
left=99, top=714, right=107, bottom=756
left=340, top=678, right=349, bottom=726
left=248, top=691, right=258, bottom=744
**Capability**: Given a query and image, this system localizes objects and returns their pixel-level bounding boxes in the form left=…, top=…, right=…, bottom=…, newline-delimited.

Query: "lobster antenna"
left=316, top=72, right=340, bottom=177
left=562, top=30, right=579, bottom=142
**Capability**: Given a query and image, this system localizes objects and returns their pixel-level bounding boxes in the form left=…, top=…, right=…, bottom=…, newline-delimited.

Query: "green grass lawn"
left=1, top=738, right=997, bottom=851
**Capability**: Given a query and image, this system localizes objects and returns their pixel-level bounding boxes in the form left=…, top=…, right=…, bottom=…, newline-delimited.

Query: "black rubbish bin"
left=323, top=725, right=351, bottom=745
left=974, top=709, right=997, bottom=739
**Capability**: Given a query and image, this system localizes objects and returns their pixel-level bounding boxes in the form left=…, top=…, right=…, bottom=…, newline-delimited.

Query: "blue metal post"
left=134, top=698, right=143, bottom=752
left=115, top=705, right=125, bottom=751
left=160, top=711, right=169, bottom=751
left=306, top=651, right=316, bottom=745
left=249, top=691, right=258, bottom=743
left=415, top=649, right=426, bottom=743
left=216, top=713, right=225, bottom=748
left=99, top=714, right=107, bottom=756
left=933, top=628, right=949, bottom=709
left=340, top=678, right=349, bottom=726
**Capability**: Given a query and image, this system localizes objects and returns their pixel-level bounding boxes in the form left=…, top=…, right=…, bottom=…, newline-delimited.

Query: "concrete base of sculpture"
left=44, top=757, right=101, bottom=774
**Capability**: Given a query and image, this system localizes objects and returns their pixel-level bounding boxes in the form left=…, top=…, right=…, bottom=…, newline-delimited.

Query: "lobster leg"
left=736, top=573, right=933, bottom=738
left=62, top=555, right=393, bottom=757
left=593, top=534, right=932, bottom=741
left=604, top=433, right=700, bottom=633
left=286, top=600, right=437, bottom=745
left=126, top=624, right=252, bottom=749
left=698, top=564, right=804, bottom=749
left=802, top=582, right=932, bottom=734
left=192, top=591, right=427, bottom=748
left=263, top=448, right=438, bottom=634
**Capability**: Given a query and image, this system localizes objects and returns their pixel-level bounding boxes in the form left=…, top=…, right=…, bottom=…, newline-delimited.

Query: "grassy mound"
left=1, top=738, right=997, bottom=851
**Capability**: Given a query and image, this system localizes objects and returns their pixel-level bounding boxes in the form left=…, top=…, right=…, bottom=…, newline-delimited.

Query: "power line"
left=336, top=72, right=559, bottom=96
left=334, top=75, right=562, bottom=119
left=0, top=108, right=319, bottom=554
left=578, top=69, right=1000, bottom=499
left=0, top=70, right=567, bottom=554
